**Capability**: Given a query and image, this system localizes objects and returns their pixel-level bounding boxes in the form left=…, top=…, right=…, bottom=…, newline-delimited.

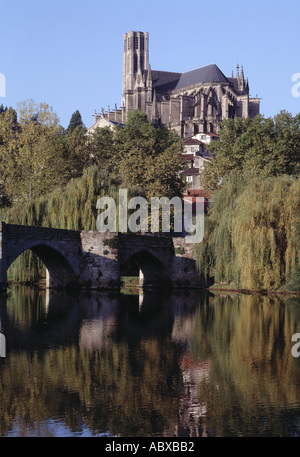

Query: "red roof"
left=183, top=189, right=211, bottom=198
left=181, top=154, right=194, bottom=161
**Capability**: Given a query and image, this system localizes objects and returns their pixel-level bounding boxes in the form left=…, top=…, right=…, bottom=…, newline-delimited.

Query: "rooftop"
left=152, top=64, right=229, bottom=92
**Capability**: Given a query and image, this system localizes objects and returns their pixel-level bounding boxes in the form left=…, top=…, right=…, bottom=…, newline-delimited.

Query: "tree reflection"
left=1, top=289, right=300, bottom=437
left=187, top=294, right=300, bottom=436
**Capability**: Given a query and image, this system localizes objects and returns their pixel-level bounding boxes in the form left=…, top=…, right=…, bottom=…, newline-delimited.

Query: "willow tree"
left=197, top=174, right=300, bottom=291
left=1, top=166, right=143, bottom=283
left=287, top=214, right=300, bottom=291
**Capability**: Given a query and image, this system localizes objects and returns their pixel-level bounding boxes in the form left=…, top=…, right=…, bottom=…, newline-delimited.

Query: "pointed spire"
left=240, top=65, right=245, bottom=83
left=238, top=65, right=246, bottom=91
left=236, top=64, right=240, bottom=82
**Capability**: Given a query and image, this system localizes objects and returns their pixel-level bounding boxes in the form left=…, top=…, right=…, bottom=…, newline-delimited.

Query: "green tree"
left=0, top=104, right=7, bottom=114
left=88, top=126, right=116, bottom=174
left=114, top=110, right=184, bottom=199
left=287, top=214, right=300, bottom=291
left=67, top=110, right=85, bottom=133
left=6, top=99, right=63, bottom=199
left=197, top=173, right=300, bottom=291
left=202, top=111, right=300, bottom=190
left=0, top=100, right=91, bottom=203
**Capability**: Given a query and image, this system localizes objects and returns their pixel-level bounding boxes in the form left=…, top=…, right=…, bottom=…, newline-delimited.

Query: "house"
left=182, top=189, right=211, bottom=214
left=88, top=110, right=124, bottom=135
left=180, top=136, right=215, bottom=190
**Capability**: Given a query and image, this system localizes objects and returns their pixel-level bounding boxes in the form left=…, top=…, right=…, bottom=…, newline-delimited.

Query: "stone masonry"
left=90, top=30, right=260, bottom=138
left=0, top=222, right=203, bottom=291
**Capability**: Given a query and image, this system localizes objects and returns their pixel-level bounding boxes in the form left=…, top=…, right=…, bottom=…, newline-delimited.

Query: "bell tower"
left=122, top=31, right=149, bottom=110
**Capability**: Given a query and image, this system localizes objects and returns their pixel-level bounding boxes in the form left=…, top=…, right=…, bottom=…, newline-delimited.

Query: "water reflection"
left=0, top=286, right=300, bottom=437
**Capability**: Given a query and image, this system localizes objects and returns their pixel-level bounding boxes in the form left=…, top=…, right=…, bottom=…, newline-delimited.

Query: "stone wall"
left=171, top=237, right=203, bottom=289
left=79, top=231, right=120, bottom=290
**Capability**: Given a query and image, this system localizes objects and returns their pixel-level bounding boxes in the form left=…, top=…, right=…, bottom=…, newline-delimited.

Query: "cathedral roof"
left=151, top=70, right=182, bottom=91
left=151, top=64, right=228, bottom=92
left=176, top=64, right=228, bottom=89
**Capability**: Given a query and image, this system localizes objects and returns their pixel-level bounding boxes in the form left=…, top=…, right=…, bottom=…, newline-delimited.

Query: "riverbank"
left=208, top=283, right=300, bottom=296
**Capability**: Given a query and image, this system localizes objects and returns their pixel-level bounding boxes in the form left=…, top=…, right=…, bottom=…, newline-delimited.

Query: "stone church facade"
left=91, top=31, right=260, bottom=138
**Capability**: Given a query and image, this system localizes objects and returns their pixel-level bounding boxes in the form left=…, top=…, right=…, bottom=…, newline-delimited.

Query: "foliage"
left=1, top=107, right=185, bottom=282
left=89, top=110, right=185, bottom=200
left=1, top=167, right=142, bottom=282
left=67, top=110, right=85, bottom=133
left=88, top=126, right=116, bottom=174
left=202, top=111, right=300, bottom=190
left=1, top=167, right=105, bottom=282
left=196, top=173, right=300, bottom=290
left=0, top=99, right=90, bottom=203
left=287, top=214, right=300, bottom=291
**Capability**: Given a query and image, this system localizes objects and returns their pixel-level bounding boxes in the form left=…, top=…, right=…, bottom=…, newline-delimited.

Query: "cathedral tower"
left=122, top=31, right=149, bottom=109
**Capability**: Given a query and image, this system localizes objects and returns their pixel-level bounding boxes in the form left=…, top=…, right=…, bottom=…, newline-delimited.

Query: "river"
left=0, top=285, right=300, bottom=437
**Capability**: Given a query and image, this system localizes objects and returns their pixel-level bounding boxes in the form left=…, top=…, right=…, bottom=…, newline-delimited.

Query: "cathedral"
left=90, top=31, right=260, bottom=138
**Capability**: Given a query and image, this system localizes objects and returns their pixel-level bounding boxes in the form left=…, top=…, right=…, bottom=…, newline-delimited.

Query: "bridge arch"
left=120, top=248, right=171, bottom=289
left=7, top=241, right=79, bottom=289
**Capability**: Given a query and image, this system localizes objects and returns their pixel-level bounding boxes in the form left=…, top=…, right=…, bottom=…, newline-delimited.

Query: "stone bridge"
left=0, top=222, right=203, bottom=291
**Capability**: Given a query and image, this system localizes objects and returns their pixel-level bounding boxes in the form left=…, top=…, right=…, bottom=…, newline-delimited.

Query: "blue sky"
left=1, top=0, right=300, bottom=129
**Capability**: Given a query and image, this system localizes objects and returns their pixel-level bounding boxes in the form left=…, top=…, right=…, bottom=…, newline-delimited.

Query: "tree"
left=50, top=125, right=91, bottom=184
left=0, top=100, right=90, bottom=203
left=196, top=173, right=300, bottom=291
left=201, top=111, right=300, bottom=190
left=114, top=110, right=184, bottom=200
left=88, top=126, right=116, bottom=174
left=67, top=110, right=85, bottom=133
left=14, top=99, right=63, bottom=198
left=0, top=104, right=7, bottom=115
left=287, top=214, right=300, bottom=291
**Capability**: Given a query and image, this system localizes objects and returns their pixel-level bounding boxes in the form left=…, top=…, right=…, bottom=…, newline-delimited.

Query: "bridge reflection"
left=0, top=286, right=203, bottom=353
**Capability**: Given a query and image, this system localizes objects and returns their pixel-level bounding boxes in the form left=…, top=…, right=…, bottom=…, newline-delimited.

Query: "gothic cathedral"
left=91, top=31, right=260, bottom=138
